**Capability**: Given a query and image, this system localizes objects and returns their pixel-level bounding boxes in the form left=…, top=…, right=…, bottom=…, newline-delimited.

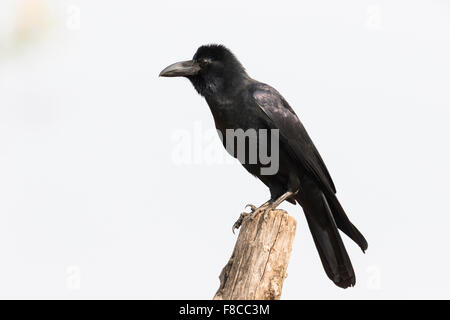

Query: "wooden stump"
left=214, top=209, right=297, bottom=300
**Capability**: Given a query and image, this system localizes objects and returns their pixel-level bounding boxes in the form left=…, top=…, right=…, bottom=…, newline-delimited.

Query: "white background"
left=0, top=0, right=449, bottom=299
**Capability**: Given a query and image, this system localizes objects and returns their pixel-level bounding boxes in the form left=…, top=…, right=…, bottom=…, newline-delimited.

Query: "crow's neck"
left=189, top=71, right=250, bottom=104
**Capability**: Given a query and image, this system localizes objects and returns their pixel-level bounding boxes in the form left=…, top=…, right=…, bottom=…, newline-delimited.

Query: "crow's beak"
left=159, top=60, right=201, bottom=77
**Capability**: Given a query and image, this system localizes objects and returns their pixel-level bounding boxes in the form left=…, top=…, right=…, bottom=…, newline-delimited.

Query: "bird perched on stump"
left=160, top=44, right=367, bottom=288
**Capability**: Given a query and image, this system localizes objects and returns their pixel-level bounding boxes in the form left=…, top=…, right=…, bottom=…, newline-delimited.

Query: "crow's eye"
left=198, top=58, right=211, bottom=67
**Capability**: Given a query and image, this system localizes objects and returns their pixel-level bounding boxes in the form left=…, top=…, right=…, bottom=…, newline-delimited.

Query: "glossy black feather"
left=251, top=83, right=368, bottom=253
left=251, top=83, right=337, bottom=195
left=173, top=44, right=367, bottom=288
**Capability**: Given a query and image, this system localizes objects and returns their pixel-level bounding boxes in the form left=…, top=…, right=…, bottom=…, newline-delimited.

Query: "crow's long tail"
left=325, top=192, right=368, bottom=252
left=295, top=177, right=356, bottom=288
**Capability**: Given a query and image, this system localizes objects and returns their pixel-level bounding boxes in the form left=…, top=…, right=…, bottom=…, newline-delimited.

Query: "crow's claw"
left=232, top=212, right=249, bottom=234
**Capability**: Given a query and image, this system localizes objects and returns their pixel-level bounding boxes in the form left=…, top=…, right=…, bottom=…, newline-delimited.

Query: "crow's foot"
left=232, top=212, right=250, bottom=234
left=232, top=201, right=271, bottom=234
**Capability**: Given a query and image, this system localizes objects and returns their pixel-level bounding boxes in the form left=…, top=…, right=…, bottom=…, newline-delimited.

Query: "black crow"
left=160, top=44, right=367, bottom=288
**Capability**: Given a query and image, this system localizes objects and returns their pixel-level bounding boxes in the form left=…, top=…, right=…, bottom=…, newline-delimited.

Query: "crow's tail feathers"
left=325, top=192, right=368, bottom=252
left=296, top=186, right=356, bottom=288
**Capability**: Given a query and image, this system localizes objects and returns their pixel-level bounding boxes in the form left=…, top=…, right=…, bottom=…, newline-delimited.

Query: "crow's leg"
left=232, top=200, right=271, bottom=234
left=254, top=190, right=299, bottom=221
left=244, top=200, right=271, bottom=214
left=266, top=190, right=298, bottom=211
left=232, top=190, right=298, bottom=233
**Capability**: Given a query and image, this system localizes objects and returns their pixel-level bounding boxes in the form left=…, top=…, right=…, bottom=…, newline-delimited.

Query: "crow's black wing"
left=252, top=82, right=336, bottom=194
left=252, top=82, right=368, bottom=253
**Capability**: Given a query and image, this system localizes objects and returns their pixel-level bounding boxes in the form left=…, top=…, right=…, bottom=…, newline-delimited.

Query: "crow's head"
left=160, top=44, right=248, bottom=97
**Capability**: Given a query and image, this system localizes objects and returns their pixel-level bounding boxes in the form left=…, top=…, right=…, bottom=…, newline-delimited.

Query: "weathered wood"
left=214, top=209, right=297, bottom=300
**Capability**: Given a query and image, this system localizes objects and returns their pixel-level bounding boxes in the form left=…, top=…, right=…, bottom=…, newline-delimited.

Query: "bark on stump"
left=214, top=209, right=297, bottom=300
